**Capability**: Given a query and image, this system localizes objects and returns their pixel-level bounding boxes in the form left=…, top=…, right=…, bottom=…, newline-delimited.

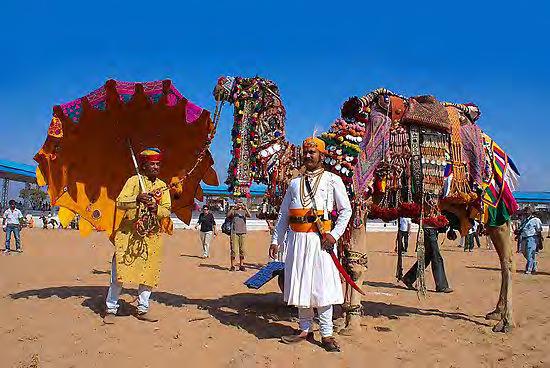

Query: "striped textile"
left=481, top=133, right=520, bottom=226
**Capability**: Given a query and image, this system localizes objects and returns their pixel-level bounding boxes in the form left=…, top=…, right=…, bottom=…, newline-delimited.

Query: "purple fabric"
left=353, top=110, right=391, bottom=193
left=57, top=80, right=204, bottom=124
left=185, top=102, right=203, bottom=123
left=85, top=86, right=107, bottom=107
left=116, top=81, right=164, bottom=103
left=460, top=123, right=485, bottom=186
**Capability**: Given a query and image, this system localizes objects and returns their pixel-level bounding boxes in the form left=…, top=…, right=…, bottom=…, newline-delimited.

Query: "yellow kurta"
left=113, top=175, right=171, bottom=287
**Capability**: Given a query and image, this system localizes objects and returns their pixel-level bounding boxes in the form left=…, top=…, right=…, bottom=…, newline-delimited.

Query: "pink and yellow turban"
left=139, top=147, right=162, bottom=163
left=302, top=137, right=326, bottom=154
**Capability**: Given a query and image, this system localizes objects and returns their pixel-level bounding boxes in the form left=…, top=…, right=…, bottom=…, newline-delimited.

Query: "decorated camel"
left=213, top=76, right=519, bottom=334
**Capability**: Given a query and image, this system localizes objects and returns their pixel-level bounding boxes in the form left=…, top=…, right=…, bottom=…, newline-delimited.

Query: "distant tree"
left=19, top=185, right=48, bottom=210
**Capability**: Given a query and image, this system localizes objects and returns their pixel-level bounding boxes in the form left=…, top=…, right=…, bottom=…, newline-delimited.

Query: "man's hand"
left=321, top=233, right=337, bottom=251
left=137, top=193, right=152, bottom=205
left=269, top=243, right=279, bottom=260
left=147, top=201, right=158, bottom=213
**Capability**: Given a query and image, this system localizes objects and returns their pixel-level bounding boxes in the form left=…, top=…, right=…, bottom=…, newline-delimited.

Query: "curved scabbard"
left=327, top=248, right=365, bottom=295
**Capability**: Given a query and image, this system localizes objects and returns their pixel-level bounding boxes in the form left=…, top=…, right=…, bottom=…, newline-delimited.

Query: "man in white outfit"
left=269, top=136, right=352, bottom=352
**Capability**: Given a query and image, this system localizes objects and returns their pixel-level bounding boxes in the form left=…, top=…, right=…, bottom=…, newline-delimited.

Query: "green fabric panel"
left=487, top=200, right=511, bottom=227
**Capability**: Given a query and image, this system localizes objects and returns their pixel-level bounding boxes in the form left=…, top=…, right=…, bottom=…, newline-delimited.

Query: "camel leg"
left=487, top=222, right=515, bottom=333
left=339, top=213, right=369, bottom=336
left=396, top=234, right=404, bottom=280
left=342, top=280, right=352, bottom=311
left=485, top=238, right=506, bottom=320
left=340, top=262, right=367, bottom=336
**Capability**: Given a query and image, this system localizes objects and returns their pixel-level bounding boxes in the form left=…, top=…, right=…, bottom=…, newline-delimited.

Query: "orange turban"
left=302, top=137, right=326, bottom=154
left=139, top=147, right=162, bottom=162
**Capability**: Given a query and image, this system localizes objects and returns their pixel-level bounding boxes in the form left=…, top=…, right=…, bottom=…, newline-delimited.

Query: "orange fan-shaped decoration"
left=34, top=79, right=218, bottom=236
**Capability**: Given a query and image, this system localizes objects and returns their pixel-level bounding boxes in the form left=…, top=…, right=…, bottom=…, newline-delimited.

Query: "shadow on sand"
left=10, top=285, right=492, bottom=337
left=363, top=280, right=409, bottom=290
left=198, top=262, right=265, bottom=272
left=10, top=287, right=296, bottom=339
left=361, top=300, right=491, bottom=327
left=466, top=265, right=550, bottom=276
left=91, top=269, right=110, bottom=275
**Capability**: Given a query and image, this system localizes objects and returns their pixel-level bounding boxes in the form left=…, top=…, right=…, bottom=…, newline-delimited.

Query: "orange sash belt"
left=288, top=208, right=332, bottom=233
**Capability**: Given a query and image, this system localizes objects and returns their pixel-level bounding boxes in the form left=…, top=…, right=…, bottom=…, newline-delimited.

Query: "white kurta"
left=271, top=171, right=352, bottom=308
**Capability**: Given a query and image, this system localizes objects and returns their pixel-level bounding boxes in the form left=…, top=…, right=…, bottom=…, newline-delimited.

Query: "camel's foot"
left=333, top=317, right=346, bottom=333
left=485, top=310, right=504, bottom=321
left=492, top=318, right=514, bottom=333
left=339, top=314, right=362, bottom=336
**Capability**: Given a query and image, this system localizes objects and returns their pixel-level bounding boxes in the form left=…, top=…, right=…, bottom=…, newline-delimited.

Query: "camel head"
left=213, top=76, right=236, bottom=102
left=338, top=90, right=404, bottom=196
left=215, top=76, right=289, bottom=197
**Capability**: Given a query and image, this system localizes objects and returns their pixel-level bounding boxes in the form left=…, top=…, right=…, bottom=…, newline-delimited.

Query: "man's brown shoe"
left=136, top=311, right=159, bottom=322
left=321, top=336, right=341, bottom=352
left=103, top=313, right=118, bottom=325
left=280, top=331, right=314, bottom=344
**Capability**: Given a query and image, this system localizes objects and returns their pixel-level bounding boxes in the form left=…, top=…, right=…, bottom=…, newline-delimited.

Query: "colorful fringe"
left=481, top=133, right=520, bottom=227
left=353, top=110, right=391, bottom=194
left=460, top=122, right=485, bottom=185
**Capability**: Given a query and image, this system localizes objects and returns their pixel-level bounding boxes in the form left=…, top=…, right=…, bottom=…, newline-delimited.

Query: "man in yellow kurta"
left=103, top=148, right=171, bottom=324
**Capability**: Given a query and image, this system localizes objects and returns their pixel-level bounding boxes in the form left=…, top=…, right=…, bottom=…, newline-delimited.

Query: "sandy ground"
left=0, top=229, right=549, bottom=368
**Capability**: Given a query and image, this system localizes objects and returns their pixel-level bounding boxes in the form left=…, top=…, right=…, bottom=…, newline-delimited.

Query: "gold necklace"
left=300, top=168, right=324, bottom=207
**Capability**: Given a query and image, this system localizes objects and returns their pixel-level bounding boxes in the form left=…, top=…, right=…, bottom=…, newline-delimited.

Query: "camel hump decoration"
left=340, top=88, right=519, bottom=233
left=214, top=76, right=519, bottom=334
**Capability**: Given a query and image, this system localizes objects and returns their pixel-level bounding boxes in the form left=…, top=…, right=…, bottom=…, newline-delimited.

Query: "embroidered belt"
left=288, top=209, right=332, bottom=233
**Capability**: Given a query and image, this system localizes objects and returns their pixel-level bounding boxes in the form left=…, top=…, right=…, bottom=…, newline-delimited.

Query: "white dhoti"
left=272, top=171, right=352, bottom=329
left=284, top=231, right=343, bottom=307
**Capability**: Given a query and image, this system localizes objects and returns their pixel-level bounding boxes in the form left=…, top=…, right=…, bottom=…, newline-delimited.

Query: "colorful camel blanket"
left=460, top=122, right=485, bottom=186
left=481, top=133, right=520, bottom=226
left=353, top=110, right=391, bottom=194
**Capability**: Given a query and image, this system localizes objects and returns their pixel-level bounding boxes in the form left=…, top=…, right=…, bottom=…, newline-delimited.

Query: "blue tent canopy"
left=201, top=184, right=267, bottom=197
left=513, top=191, right=550, bottom=204
left=0, top=159, right=36, bottom=183
left=2, top=159, right=548, bottom=202
left=0, top=158, right=267, bottom=196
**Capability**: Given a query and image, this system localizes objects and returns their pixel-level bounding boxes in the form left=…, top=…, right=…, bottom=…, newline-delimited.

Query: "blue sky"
left=1, top=0, right=549, bottom=196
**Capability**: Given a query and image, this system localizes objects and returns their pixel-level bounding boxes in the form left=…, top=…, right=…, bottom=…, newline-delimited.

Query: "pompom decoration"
left=368, top=204, right=399, bottom=222
left=399, top=202, right=422, bottom=218
left=415, top=215, right=449, bottom=229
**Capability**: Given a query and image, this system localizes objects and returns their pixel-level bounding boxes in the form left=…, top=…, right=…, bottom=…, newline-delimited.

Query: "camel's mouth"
left=341, top=96, right=368, bottom=125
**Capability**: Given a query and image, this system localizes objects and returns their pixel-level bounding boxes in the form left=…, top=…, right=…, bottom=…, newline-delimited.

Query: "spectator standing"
left=464, top=221, right=479, bottom=252
left=395, top=217, right=412, bottom=280
left=397, top=217, right=412, bottom=253
left=227, top=199, right=251, bottom=271
left=3, top=200, right=24, bottom=254
left=403, top=225, right=453, bottom=293
left=195, top=205, right=217, bottom=258
left=517, top=207, right=543, bottom=274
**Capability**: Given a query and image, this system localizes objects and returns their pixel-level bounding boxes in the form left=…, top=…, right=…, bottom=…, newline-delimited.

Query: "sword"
left=303, top=175, right=365, bottom=296
left=127, top=138, right=146, bottom=193
left=327, top=247, right=365, bottom=295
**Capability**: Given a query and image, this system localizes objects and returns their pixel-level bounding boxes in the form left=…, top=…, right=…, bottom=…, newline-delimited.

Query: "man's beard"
left=305, top=159, right=322, bottom=169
